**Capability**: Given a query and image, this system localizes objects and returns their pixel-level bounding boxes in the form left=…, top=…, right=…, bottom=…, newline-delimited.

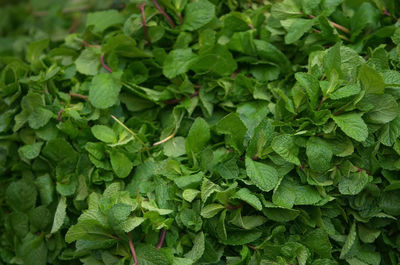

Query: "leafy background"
left=1, top=0, right=400, bottom=264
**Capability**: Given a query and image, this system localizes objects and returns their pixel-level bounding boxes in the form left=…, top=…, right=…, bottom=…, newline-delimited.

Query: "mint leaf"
left=110, top=150, right=133, bottom=178
left=245, top=157, right=279, bottom=192
left=89, top=72, right=122, bottom=109
left=271, top=134, right=301, bottom=165
left=91, top=125, right=117, bottom=143
left=358, top=64, right=385, bottom=94
left=86, top=10, right=125, bottom=33
left=163, top=48, right=197, bottom=79
left=50, top=196, right=67, bottom=233
left=183, top=0, right=215, bottom=31
left=332, top=113, right=368, bottom=142
left=186, top=117, right=210, bottom=156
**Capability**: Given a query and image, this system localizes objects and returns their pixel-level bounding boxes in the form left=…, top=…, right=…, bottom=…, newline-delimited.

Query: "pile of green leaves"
left=2, top=0, right=400, bottom=264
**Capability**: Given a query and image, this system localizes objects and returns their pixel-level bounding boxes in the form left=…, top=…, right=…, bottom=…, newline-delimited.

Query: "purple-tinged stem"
left=69, top=92, right=88, bottom=100
left=309, top=14, right=350, bottom=34
left=57, top=109, right=64, bottom=122
left=81, top=41, right=101, bottom=49
left=100, top=53, right=113, bottom=73
left=128, top=233, right=139, bottom=265
left=152, top=0, right=175, bottom=29
left=137, top=3, right=150, bottom=43
left=178, top=13, right=183, bottom=24
left=156, top=229, right=166, bottom=250
left=164, top=90, right=199, bottom=105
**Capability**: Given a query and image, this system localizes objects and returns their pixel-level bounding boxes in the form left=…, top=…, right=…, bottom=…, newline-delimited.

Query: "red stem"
left=333, top=109, right=345, bottom=116
left=316, top=97, right=326, bottom=111
left=178, top=13, right=183, bottom=24
left=231, top=68, right=240, bottom=79
left=100, top=53, right=113, bottom=73
left=69, top=92, right=88, bottom=100
left=164, top=90, right=199, bottom=105
left=128, top=232, right=139, bottom=265
left=309, top=14, right=350, bottom=34
left=82, top=41, right=101, bottom=49
left=137, top=3, right=150, bottom=43
left=156, top=229, right=166, bottom=250
left=152, top=0, right=175, bottom=28
left=226, top=204, right=243, bottom=210
left=57, top=109, right=64, bottom=122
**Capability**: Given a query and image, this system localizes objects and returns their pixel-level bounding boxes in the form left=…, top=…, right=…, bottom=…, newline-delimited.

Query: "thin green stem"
left=111, top=115, right=150, bottom=157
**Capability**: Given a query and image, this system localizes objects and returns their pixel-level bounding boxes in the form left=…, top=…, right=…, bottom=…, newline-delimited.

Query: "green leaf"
left=75, top=48, right=100, bottom=76
left=183, top=0, right=215, bottom=31
left=245, top=157, right=279, bottom=192
left=282, top=18, right=315, bottom=44
left=234, top=188, right=262, bottom=210
left=6, top=180, right=37, bottom=212
left=295, top=72, right=320, bottom=108
left=191, top=45, right=237, bottom=76
left=18, top=142, right=43, bottom=160
left=340, top=223, right=357, bottom=259
left=324, top=42, right=342, bottom=79
left=65, top=219, right=113, bottom=243
left=306, top=137, right=333, bottom=172
left=220, top=230, right=262, bottom=246
left=350, top=2, right=379, bottom=40
left=10, top=212, right=29, bottom=238
left=363, top=94, right=398, bottom=124
left=215, top=113, right=247, bottom=153
left=51, top=196, right=67, bottom=233
left=338, top=171, right=370, bottom=195
left=136, top=244, right=169, bottom=265
left=201, top=204, right=225, bottom=218
left=184, top=232, right=205, bottom=261
left=163, top=136, right=186, bottom=157
left=89, top=72, right=122, bottom=109
left=358, top=64, right=385, bottom=94
left=330, top=84, right=361, bottom=100
left=163, top=48, right=197, bottom=79
left=182, top=189, right=200, bottom=203
left=110, top=150, right=133, bottom=178
left=18, top=233, right=48, bottom=265
left=28, top=108, right=53, bottom=129
left=302, top=228, right=332, bottom=258
left=91, top=125, right=117, bottom=143
left=271, top=134, right=301, bottom=165
left=332, top=113, right=368, bottom=142
left=273, top=177, right=322, bottom=208
left=358, top=224, right=380, bottom=244
left=86, top=10, right=125, bottom=33
left=34, top=174, right=54, bottom=206
left=122, top=216, right=145, bottom=232
left=186, top=117, right=210, bottom=156
left=378, top=115, right=400, bottom=146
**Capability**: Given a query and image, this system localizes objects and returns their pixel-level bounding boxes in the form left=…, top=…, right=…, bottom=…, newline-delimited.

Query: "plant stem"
left=153, top=131, right=176, bottom=146
left=80, top=40, right=101, bottom=49
left=316, top=97, right=326, bottom=111
left=69, top=92, right=88, bottom=100
left=333, top=109, right=345, bottom=116
left=33, top=5, right=90, bottom=16
left=100, top=53, right=113, bottom=73
left=57, top=109, right=64, bottom=122
left=164, top=90, right=199, bottom=105
left=137, top=3, right=150, bottom=43
left=156, top=229, right=166, bottom=250
left=111, top=115, right=151, bottom=157
left=128, top=232, right=139, bottom=265
left=152, top=0, right=175, bottom=28
left=178, top=13, right=183, bottom=24
left=309, top=15, right=350, bottom=34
